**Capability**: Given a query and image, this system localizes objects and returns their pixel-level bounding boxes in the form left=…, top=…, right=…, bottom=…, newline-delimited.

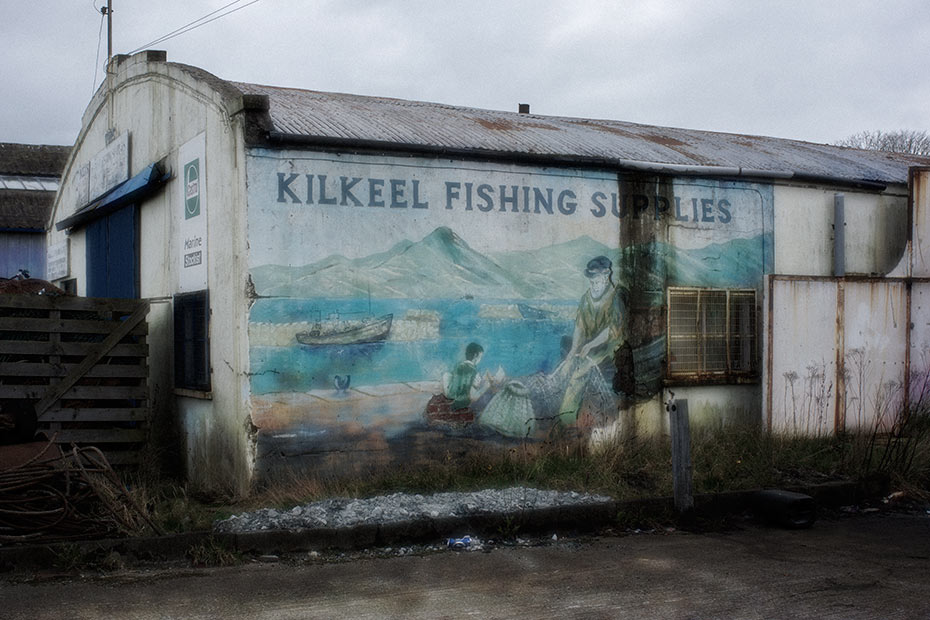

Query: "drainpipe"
left=833, top=193, right=845, bottom=277
left=833, top=193, right=846, bottom=433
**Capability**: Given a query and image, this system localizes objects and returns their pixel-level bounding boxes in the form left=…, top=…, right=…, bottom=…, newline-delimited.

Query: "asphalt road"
left=2, top=511, right=928, bottom=619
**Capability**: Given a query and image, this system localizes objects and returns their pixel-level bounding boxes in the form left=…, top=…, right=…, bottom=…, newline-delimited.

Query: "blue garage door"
left=86, top=205, right=138, bottom=299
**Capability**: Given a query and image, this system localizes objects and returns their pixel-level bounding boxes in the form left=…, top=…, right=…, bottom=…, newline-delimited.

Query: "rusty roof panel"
left=234, top=82, right=929, bottom=185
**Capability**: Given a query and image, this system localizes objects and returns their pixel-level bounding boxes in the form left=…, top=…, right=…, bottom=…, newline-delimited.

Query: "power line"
left=92, top=7, right=106, bottom=96
left=131, top=0, right=247, bottom=51
left=128, top=0, right=261, bottom=55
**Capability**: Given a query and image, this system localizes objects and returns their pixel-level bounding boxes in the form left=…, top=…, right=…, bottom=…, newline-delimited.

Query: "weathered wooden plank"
left=0, top=362, right=147, bottom=378
left=34, top=299, right=150, bottom=415
left=48, top=428, right=146, bottom=443
left=0, top=316, right=148, bottom=336
left=0, top=294, right=144, bottom=314
left=39, top=408, right=149, bottom=422
left=0, top=385, right=148, bottom=400
left=100, top=451, right=141, bottom=465
left=0, top=341, right=147, bottom=357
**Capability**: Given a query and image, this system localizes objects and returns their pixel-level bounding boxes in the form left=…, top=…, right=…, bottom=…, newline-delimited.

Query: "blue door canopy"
left=56, top=162, right=170, bottom=231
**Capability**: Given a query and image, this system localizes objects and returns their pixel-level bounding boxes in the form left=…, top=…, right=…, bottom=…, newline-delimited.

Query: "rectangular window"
left=667, top=287, right=757, bottom=381
left=174, top=290, right=210, bottom=392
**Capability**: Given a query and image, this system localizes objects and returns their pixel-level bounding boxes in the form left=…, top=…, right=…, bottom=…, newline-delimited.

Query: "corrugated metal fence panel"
left=0, top=232, right=46, bottom=279
left=768, top=279, right=838, bottom=434
left=843, top=282, right=909, bottom=431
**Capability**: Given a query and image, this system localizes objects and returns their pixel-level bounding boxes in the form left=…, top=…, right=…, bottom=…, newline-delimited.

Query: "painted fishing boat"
left=517, top=303, right=556, bottom=320
left=296, top=313, right=393, bottom=346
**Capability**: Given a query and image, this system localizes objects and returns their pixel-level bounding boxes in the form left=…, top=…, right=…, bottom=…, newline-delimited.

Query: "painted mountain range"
left=250, top=226, right=768, bottom=299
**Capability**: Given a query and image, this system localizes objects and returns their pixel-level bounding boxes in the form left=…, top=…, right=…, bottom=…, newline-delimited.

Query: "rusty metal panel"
left=768, top=279, right=839, bottom=434
left=842, top=281, right=909, bottom=431
left=912, top=169, right=930, bottom=277
left=234, top=83, right=929, bottom=186
left=912, top=282, right=930, bottom=407
left=768, top=276, right=921, bottom=435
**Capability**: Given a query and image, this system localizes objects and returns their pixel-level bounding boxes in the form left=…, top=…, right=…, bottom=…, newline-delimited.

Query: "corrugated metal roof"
left=0, top=189, right=54, bottom=230
left=233, top=81, right=929, bottom=186
left=0, top=143, right=69, bottom=177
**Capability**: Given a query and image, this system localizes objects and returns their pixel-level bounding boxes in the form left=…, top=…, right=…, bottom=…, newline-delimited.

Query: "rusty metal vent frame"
left=666, top=286, right=758, bottom=381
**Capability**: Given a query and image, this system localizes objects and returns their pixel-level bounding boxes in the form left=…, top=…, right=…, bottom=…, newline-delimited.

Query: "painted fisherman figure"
left=557, top=256, right=625, bottom=425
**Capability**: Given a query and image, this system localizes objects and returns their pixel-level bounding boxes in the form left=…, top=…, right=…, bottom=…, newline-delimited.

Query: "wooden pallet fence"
left=0, top=294, right=150, bottom=465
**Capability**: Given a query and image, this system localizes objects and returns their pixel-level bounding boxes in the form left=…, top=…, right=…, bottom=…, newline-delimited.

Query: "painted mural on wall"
left=246, top=150, right=773, bottom=473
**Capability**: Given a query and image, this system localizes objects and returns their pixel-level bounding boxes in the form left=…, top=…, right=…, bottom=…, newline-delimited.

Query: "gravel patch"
left=214, top=487, right=613, bottom=533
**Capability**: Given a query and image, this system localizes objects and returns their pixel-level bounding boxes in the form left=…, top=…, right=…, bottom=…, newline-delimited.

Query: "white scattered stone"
left=213, top=487, right=612, bottom=534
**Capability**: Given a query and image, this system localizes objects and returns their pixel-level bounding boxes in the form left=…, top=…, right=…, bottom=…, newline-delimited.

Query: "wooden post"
left=668, top=396, right=694, bottom=512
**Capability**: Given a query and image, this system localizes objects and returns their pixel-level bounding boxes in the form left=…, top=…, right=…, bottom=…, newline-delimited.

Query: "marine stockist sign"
left=178, top=134, right=207, bottom=292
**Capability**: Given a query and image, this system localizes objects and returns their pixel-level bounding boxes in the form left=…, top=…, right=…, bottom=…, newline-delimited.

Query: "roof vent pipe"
left=833, top=193, right=845, bottom=277
left=518, top=103, right=530, bottom=114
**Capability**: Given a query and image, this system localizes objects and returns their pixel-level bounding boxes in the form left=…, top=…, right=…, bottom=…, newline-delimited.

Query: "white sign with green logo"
left=178, top=133, right=207, bottom=292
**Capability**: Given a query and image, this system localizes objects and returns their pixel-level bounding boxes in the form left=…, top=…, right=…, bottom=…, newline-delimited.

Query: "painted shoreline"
left=251, top=382, right=440, bottom=433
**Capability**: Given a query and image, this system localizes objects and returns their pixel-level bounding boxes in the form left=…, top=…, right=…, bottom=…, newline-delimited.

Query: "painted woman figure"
left=556, top=255, right=625, bottom=425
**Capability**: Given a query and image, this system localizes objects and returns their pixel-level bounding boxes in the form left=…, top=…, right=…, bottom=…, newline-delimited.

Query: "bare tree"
left=835, top=129, right=930, bottom=156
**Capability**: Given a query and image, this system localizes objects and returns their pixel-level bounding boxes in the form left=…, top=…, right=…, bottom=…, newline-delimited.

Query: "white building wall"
left=843, top=281, right=909, bottom=430
left=47, top=52, right=254, bottom=496
left=773, top=184, right=909, bottom=276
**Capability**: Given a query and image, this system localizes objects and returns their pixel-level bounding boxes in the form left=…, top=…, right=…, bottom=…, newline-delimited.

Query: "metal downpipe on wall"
left=833, top=193, right=845, bottom=277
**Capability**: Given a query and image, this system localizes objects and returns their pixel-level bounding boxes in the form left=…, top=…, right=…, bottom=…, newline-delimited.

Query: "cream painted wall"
left=47, top=52, right=254, bottom=496
left=773, top=184, right=909, bottom=276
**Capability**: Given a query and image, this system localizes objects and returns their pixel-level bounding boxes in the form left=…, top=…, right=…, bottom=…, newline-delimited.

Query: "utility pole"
left=102, top=0, right=113, bottom=62
left=102, top=0, right=115, bottom=142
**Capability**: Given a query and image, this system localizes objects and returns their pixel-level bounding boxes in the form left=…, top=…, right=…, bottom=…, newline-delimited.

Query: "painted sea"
left=249, top=297, right=579, bottom=395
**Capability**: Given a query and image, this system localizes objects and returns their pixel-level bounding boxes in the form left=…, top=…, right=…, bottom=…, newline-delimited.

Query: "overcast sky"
left=3, top=1, right=927, bottom=147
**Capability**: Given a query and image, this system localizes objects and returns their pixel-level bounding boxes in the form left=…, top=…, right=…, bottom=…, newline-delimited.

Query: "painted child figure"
left=425, top=342, right=494, bottom=426
left=443, top=342, right=491, bottom=410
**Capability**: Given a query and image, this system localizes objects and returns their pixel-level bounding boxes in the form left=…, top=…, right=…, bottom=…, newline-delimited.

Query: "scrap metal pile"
left=0, top=439, right=158, bottom=544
